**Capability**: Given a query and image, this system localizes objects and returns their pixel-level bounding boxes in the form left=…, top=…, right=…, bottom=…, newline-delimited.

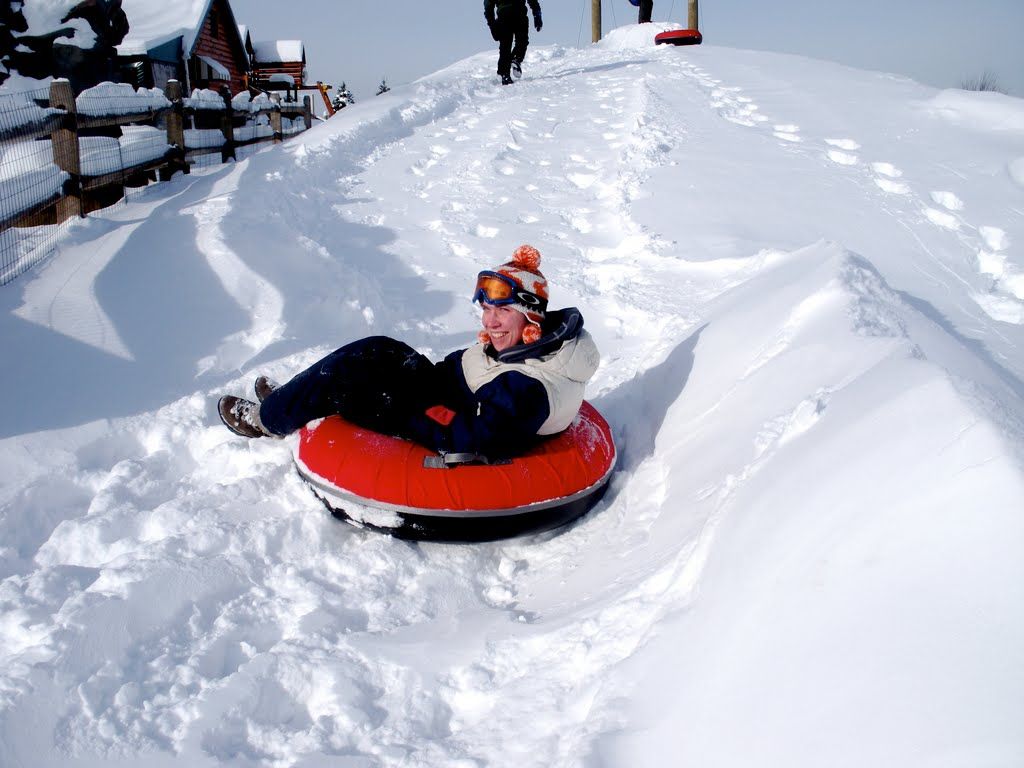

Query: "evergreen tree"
left=61, top=0, right=130, bottom=56
left=6, top=0, right=128, bottom=90
left=376, top=78, right=390, bottom=96
left=0, top=0, right=29, bottom=87
left=331, top=81, right=355, bottom=111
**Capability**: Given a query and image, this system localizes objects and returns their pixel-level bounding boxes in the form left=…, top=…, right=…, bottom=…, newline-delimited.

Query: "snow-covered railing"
left=0, top=91, right=65, bottom=143
left=0, top=79, right=312, bottom=284
left=179, top=85, right=312, bottom=161
left=75, top=83, right=172, bottom=122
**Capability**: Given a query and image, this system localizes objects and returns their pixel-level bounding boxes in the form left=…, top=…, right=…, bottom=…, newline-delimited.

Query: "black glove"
left=534, top=12, right=542, bottom=31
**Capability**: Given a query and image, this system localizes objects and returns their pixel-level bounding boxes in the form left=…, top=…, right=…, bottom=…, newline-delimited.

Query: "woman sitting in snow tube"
left=218, top=245, right=614, bottom=540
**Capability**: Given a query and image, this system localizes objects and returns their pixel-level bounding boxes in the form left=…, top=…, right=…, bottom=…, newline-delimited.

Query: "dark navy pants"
left=495, top=12, right=530, bottom=77
left=259, top=336, right=439, bottom=437
left=639, top=0, right=653, bottom=23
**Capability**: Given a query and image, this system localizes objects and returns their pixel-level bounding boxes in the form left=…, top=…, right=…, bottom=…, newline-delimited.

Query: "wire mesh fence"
left=1, top=80, right=312, bottom=286
left=0, top=85, right=69, bottom=284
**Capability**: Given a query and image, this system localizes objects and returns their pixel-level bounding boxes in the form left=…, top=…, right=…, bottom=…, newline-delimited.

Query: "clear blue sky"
left=230, top=0, right=1023, bottom=103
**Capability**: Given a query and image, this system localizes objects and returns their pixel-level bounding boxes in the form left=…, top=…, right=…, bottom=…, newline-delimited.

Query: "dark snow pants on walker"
left=258, top=336, right=439, bottom=438
left=495, top=12, right=530, bottom=78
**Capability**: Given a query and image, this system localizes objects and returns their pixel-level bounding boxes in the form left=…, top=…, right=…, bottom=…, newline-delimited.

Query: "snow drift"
left=1, top=23, right=1023, bottom=768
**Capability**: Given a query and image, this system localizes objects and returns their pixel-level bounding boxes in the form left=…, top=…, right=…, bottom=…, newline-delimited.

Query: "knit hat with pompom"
left=476, top=244, right=548, bottom=346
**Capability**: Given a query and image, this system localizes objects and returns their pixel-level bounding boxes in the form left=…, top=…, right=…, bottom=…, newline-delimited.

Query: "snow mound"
left=924, top=89, right=1024, bottom=133
left=597, top=22, right=682, bottom=51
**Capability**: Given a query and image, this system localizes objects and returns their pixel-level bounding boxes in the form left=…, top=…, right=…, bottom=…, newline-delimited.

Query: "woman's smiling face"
left=481, top=304, right=528, bottom=351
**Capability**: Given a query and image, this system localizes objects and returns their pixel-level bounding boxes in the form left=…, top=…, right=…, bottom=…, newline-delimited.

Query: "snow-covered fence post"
left=270, top=101, right=282, bottom=143
left=218, top=85, right=235, bottom=163
left=49, top=79, right=83, bottom=220
left=162, top=80, right=188, bottom=179
left=302, top=96, right=311, bottom=131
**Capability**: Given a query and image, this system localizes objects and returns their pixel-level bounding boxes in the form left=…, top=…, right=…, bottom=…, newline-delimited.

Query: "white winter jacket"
left=460, top=328, right=600, bottom=434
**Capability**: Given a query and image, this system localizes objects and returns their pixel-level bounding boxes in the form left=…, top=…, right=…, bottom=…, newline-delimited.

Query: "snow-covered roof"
left=116, top=0, right=237, bottom=58
left=253, top=40, right=304, bottom=64
left=117, top=0, right=210, bottom=54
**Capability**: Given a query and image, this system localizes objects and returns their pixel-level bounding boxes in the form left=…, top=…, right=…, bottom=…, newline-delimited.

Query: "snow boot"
left=512, top=60, right=522, bottom=79
left=218, top=395, right=274, bottom=438
left=501, top=74, right=514, bottom=86
left=254, top=375, right=278, bottom=403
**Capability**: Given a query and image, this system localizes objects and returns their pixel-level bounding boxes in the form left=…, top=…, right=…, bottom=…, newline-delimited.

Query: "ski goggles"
left=473, top=271, right=547, bottom=312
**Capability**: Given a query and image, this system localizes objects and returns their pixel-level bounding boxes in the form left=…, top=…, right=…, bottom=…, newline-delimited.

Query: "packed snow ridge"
left=1, top=24, right=1023, bottom=768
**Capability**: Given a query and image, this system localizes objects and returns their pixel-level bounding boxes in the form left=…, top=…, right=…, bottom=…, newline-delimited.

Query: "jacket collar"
left=487, top=307, right=584, bottom=364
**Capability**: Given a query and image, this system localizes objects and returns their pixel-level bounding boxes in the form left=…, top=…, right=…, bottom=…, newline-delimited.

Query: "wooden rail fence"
left=0, top=78, right=312, bottom=283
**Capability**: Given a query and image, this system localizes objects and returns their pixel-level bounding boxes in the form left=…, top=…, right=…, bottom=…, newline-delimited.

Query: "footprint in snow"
left=1002, top=274, right=1024, bottom=302
left=971, top=291, right=1024, bottom=324
left=976, top=249, right=1008, bottom=279
left=965, top=227, right=1024, bottom=322
left=930, top=190, right=963, bottom=211
left=827, top=150, right=858, bottom=165
left=923, top=206, right=960, bottom=230
left=722, top=111, right=757, bottom=128
left=773, top=124, right=802, bottom=143
left=824, top=138, right=859, bottom=165
left=565, top=211, right=593, bottom=234
left=975, top=228, right=1024, bottom=300
left=980, top=225, right=1010, bottom=252
left=871, top=162, right=910, bottom=194
left=410, top=157, right=437, bottom=177
left=826, top=138, right=861, bottom=151
left=568, top=173, right=598, bottom=190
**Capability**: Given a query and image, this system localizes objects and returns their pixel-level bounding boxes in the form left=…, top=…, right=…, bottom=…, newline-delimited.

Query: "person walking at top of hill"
left=638, top=0, right=653, bottom=23
left=484, top=0, right=542, bottom=86
left=218, top=245, right=600, bottom=461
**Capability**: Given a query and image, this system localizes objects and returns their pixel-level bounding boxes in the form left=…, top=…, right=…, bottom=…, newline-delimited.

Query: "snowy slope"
left=1, top=24, right=1023, bottom=768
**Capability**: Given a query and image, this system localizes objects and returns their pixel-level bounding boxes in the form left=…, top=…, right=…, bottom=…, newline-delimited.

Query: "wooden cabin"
left=237, top=25, right=256, bottom=71
left=251, top=40, right=307, bottom=101
left=117, top=0, right=250, bottom=95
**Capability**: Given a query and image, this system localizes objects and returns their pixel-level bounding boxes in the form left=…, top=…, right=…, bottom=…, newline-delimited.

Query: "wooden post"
left=270, top=102, right=283, bottom=143
left=49, top=79, right=83, bottom=220
left=592, top=0, right=601, bottom=42
left=688, top=0, right=699, bottom=30
left=219, top=85, right=236, bottom=162
left=302, top=95, right=312, bottom=130
left=163, top=80, right=187, bottom=179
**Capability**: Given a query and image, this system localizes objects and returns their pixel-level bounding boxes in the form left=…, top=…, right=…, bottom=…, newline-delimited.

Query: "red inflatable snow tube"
left=655, top=29, right=703, bottom=46
left=295, top=402, right=616, bottom=541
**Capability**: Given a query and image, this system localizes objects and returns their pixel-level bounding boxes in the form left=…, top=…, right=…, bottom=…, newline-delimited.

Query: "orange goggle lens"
left=474, top=273, right=516, bottom=303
